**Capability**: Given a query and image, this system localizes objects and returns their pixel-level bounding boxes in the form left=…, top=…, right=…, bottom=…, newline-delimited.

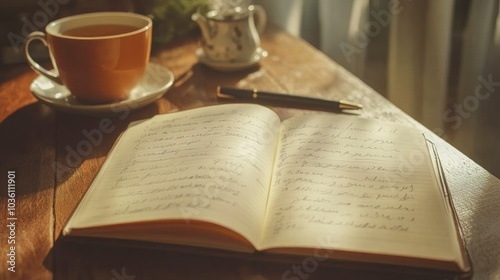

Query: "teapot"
left=192, top=5, right=266, bottom=63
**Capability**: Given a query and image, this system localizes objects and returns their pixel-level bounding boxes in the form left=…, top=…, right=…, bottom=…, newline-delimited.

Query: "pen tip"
left=339, top=100, right=363, bottom=110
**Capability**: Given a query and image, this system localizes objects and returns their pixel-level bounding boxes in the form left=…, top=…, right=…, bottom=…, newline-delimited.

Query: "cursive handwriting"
left=263, top=115, right=448, bottom=250
left=73, top=105, right=281, bottom=245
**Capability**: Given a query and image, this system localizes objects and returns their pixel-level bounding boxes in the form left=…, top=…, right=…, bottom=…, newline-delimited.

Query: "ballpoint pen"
left=216, top=86, right=363, bottom=110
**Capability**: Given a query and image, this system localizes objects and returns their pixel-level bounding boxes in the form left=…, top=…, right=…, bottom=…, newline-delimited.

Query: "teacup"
left=24, top=12, right=152, bottom=103
left=192, top=5, right=266, bottom=63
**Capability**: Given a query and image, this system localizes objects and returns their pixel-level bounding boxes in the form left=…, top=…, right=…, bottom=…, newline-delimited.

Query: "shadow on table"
left=0, top=102, right=56, bottom=196
left=52, top=100, right=164, bottom=184
left=0, top=63, right=33, bottom=84
left=45, top=237, right=466, bottom=280
left=0, top=98, right=165, bottom=195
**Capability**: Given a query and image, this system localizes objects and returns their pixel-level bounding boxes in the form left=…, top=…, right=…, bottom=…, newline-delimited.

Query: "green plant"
left=146, top=0, right=209, bottom=44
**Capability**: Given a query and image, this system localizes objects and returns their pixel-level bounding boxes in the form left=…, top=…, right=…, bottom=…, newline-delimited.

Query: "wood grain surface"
left=0, top=25, right=498, bottom=280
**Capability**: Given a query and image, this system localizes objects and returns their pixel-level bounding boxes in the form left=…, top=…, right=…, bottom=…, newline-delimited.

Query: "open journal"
left=63, top=104, right=470, bottom=273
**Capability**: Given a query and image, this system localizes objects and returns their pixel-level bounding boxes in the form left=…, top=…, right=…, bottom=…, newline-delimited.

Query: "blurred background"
left=1, top=0, right=498, bottom=178
left=254, top=0, right=500, bottom=178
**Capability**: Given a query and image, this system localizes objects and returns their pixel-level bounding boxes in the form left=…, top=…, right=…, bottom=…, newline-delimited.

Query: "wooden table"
left=0, top=26, right=499, bottom=280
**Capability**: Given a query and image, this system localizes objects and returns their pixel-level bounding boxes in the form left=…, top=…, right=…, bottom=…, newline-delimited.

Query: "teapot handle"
left=251, top=5, right=267, bottom=34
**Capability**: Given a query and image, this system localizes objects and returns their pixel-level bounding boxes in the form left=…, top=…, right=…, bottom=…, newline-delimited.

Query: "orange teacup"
left=25, top=12, right=152, bottom=103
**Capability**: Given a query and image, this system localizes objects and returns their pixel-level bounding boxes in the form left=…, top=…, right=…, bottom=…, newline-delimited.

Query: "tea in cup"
left=24, top=12, right=152, bottom=103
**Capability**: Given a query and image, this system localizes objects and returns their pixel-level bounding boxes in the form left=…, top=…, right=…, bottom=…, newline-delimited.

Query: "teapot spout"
left=192, top=13, right=213, bottom=44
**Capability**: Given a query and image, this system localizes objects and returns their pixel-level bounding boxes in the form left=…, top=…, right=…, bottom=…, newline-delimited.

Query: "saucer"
left=195, top=47, right=268, bottom=71
left=30, top=62, right=174, bottom=116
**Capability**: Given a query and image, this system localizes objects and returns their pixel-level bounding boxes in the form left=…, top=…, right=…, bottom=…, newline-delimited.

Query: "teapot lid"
left=206, top=6, right=251, bottom=21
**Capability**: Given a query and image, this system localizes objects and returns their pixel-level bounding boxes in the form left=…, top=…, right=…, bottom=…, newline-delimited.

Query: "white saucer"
left=196, top=47, right=268, bottom=71
left=30, top=62, right=174, bottom=116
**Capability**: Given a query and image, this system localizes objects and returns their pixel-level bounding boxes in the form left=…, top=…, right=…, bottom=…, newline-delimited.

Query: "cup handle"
left=24, top=31, right=62, bottom=84
left=251, top=5, right=267, bottom=34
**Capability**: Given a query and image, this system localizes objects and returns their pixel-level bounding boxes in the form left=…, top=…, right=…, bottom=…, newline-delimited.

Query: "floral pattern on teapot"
left=192, top=5, right=266, bottom=63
